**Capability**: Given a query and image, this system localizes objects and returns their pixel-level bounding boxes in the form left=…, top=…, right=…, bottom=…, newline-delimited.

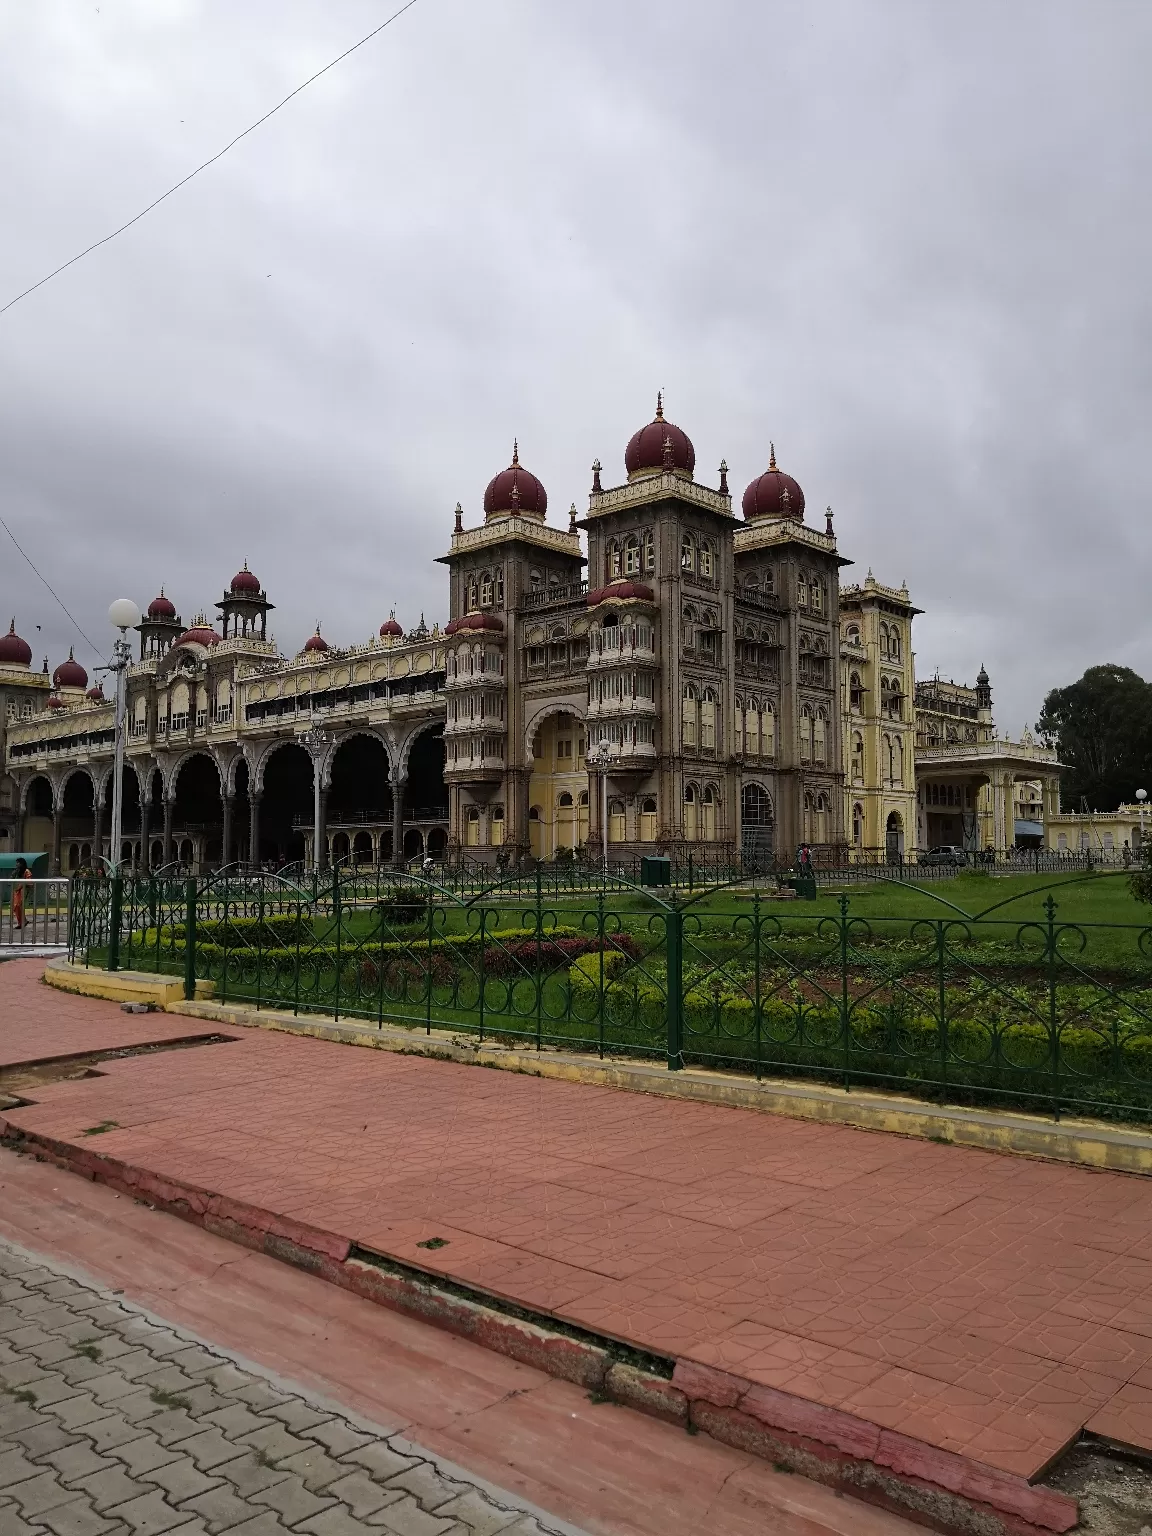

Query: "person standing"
left=11, top=857, right=29, bottom=929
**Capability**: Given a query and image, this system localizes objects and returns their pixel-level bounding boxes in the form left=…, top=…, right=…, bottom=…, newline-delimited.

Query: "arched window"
left=745, top=699, right=760, bottom=757
left=682, top=685, right=698, bottom=749
left=681, top=535, right=695, bottom=573
left=813, top=710, right=827, bottom=764
left=701, top=785, right=717, bottom=841
left=623, top=536, right=641, bottom=576
left=479, top=572, right=493, bottom=606
left=846, top=624, right=861, bottom=646
left=490, top=804, right=505, bottom=846
left=608, top=541, right=622, bottom=580
left=465, top=804, right=481, bottom=847
left=683, top=784, right=699, bottom=841
left=853, top=802, right=864, bottom=847
left=889, top=626, right=902, bottom=661
left=682, top=605, right=696, bottom=648
left=811, top=582, right=823, bottom=613
left=741, top=782, right=773, bottom=827
left=850, top=671, right=864, bottom=713
left=734, top=696, right=744, bottom=755
left=699, top=542, right=714, bottom=580
left=643, top=531, right=655, bottom=572
left=879, top=623, right=890, bottom=658
left=797, top=575, right=808, bottom=607
left=814, top=793, right=829, bottom=843
left=762, top=702, right=775, bottom=758
left=468, top=579, right=479, bottom=610
left=888, top=684, right=903, bottom=721
left=608, top=797, right=626, bottom=843
left=799, top=706, right=812, bottom=762
left=639, top=794, right=657, bottom=841
left=700, top=688, right=717, bottom=750
left=852, top=732, right=865, bottom=783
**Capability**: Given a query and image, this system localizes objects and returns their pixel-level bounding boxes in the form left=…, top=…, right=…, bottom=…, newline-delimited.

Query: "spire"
left=68, top=645, right=75, bottom=660
left=591, top=458, right=602, bottom=493
left=655, top=391, right=664, bottom=421
left=569, top=501, right=578, bottom=532
left=718, top=458, right=729, bottom=495
left=825, top=505, right=834, bottom=536
left=511, top=439, right=519, bottom=466
left=454, top=501, right=463, bottom=533
left=768, top=442, right=777, bottom=470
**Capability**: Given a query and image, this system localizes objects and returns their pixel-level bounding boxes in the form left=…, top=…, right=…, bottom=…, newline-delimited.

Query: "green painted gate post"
left=107, top=873, right=123, bottom=972
left=666, top=902, right=684, bottom=1070
left=183, top=878, right=197, bottom=1001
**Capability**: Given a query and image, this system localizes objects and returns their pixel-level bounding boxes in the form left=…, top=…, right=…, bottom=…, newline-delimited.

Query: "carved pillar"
left=221, top=792, right=234, bottom=868
left=390, top=775, right=407, bottom=868
left=162, top=798, right=175, bottom=866
left=139, top=783, right=151, bottom=870
left=51, top=803, right=63, bottom=875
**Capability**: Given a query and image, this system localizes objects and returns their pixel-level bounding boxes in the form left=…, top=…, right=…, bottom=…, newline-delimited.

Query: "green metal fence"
left=68, top=869, right=1152, bottom=1124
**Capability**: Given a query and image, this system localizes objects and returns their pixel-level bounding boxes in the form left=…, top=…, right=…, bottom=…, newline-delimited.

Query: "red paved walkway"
left=0, top=957, right=229, bottom=1065
left=4, top=965, right=1152, bottom=1486
left=0, top=1148, right=919, bottom=1536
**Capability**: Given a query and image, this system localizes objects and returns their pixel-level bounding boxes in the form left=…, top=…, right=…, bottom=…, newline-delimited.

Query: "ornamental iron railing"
left=67, top=867, right=1152, bottom=1124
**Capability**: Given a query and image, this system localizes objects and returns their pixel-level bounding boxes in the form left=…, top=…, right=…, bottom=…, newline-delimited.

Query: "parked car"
left=919, top=846, right=968, bottom=867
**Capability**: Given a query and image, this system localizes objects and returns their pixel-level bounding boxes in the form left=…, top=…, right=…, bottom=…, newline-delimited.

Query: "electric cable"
left=0, top=513, right=107, bottom=661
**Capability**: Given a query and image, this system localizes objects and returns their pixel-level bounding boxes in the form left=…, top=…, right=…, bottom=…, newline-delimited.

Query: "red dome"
left=86, top=684, right=105, bottom=702
left=53, top=649, right=88, bottom=690
left=379, top=614, right=403, bottom=638
left=450, top=612, right=504, bottom=633
left=0, top=619, right=32, bottom=667
left=147, top=590, right=177, bottom=619
left=587, top=580, right=655, bottom=607
left=625, top=394, right=695, bottom=478
left=46, top=695, right=65, bottom=711
left=483, top=442, right=547, bottom=520
left=230, top=562, right=261, bottom=594
left=742, top=445, right=805, bottom=521
left=175, top=624, right=222, bottom=647
left=304, top=628, right=330, bottom=653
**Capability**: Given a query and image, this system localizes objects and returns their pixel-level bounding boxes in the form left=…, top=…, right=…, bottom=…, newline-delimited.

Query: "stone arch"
left=328, top=731, right=392, bottom=818
left=20, top=773, right=55, bottom=815
left=523, top=700, right=586, bottom=764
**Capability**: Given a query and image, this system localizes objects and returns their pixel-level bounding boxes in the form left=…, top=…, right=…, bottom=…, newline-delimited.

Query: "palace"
left=0, top=400, right=1061, bottom=872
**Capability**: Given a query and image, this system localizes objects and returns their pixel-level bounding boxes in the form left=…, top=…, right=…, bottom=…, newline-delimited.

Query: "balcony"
left=585, top=696, right=657, bottom=721
left=520, top=580, right=589, bottom=611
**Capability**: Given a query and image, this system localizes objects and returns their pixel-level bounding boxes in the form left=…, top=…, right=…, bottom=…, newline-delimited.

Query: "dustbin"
left=640, top=856, right=672, bottom=888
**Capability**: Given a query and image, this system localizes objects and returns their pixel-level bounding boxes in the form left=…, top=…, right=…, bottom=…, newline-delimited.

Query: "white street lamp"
left=1137, top=788, right=1147, bottom=853
left=105, top=599, right=141, bottom=873
left=299, top=713, right=331, bottom=872
left=587, top=737, right=618, bottom=874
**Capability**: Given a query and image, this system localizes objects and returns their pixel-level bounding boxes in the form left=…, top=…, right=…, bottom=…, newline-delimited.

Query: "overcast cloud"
left=2, top=0, right=1150, bottom=733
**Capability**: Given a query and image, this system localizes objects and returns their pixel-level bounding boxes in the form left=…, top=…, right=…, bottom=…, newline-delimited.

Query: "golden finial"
left=768, top=442, right=777, bottom=470
left=511, top=439, right=519, bottom=466
left=655, top=391, right=664, bottom=420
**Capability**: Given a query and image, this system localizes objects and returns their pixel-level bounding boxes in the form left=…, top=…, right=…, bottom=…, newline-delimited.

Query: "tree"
left=1037, top=665, right=1152, bottom=812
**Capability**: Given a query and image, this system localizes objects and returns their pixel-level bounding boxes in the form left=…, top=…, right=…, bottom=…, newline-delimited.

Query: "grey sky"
left=2, top=0, right=1150, bottom=734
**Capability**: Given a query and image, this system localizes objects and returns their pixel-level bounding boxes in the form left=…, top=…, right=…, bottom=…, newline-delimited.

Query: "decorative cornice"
left=438, top=519, right=583, bottom=562
left=734, top=519, right=852, bottom=564
left=585, top=473, right=733, bottom=522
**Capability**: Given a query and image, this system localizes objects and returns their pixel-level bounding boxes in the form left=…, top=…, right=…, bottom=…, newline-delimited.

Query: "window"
left=479, top=573, right=493, bottom=606
left=700, top=690, right=717, bottom=750
left=468, top=580, right=478, bottom=610
left=701, top=785, right=717, bottom=841
left=699, top=542, right=714, bottom=580
left=643, top=532, right=655, bottom=572
left=527, top=647, right=546, bottom=668
left=491, top=804, right=505, bottom=846
left=734, top=697, right=744, bottom=755
left=846, top=624, right=861, bottom=646
left=890, top=626, right=902, bottom=661
left=850, top=672, right=864, bottom=713
left=813, top=711, right=826, bottom=764
left=682, top=685, right=698, bottom=749
left=639, top=795, right=657, bottom=841
left=799, top=707, right=812, bottom=762
left=811, top=583, right=823, bottom=613
left=852, top=732, right=865, bottom=783
left=699, top=628, right=716, bottom=660
left=797, top=576, right=808, bottom=607
left=683, top=785, right=698, bottom=841
left=745, top=703, right=760, bottom=757
left=681, top=535, right=695, bottom=573
left=624, top=538, right=640, bottom=576
left=682, top=605, right=696, bottom=648
left=853, top=803, right=864, bottom=846
left=465, top=804, right=481, bottom=847
left=879, top=624, right=890, bottom=658
left=608, top=541, right=622, bottom=580
left=762, top=704, right=775, bottom=758
left=608, top=798, right=626, bottom=843
left=557, top=737, right=572, bottom=761
left=742, top=783, right=773, bottom=826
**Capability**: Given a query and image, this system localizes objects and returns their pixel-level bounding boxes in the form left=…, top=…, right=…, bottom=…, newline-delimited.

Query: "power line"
left=0, top=513, right=106, bottom=662
left=0, top=0, right=425, bottom=318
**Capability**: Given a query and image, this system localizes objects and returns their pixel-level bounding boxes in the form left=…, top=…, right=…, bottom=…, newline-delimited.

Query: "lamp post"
left=105, top=599, right=141, bottom=873
left=587, top=738, right=618, bottom=873
left=298, top=713, right=330, bottom=872
left=1137, top=788, right=1147, bottom=855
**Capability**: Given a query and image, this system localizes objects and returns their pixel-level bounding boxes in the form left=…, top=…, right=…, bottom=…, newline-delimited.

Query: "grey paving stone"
left=248, top=1473, right=338, bottom=1525
left=108, top=1354, right=180, bottom=1385
left=146, top=1411, right=203, bottom=1448
left=29, top=1339, right=86, bottom=1368
left=38, top=1497, right=123, bottom=1536
left=170, top=1431, right=250, bottom=1474
left=199, top=1405, right=265, bottom=1441
left=118, top=1391, right=177, bottom=1426
left=273, top=1446, right=349, bottom=1493
left=108, top=1439, right=181, bottom=1478
left=144, top=1457, right=223, bottom=1505
left=137, top=1371, right=197, bottom=1399
left=382, top=1467, right=465, bottom=1514
left=176, top=1387, right=230, bottom=1420
left=90, top=1377, right=158, bottom=1410
left=0, top=1398, right=50, bottom=1435
left=57, top=1359, right=120, bottom=1389
left=362, top=1496, right=458, bottom=1536
left=324, top=1471, right=404, bottom=1519
left=77, top=1465, right=155, bottom=1513
left=210, top=1454, right=288, bottom=1500
left=432, top=1491, right=517, bottom=1536
left=9, top=1419, right=81, bottom=1458
left=16, top=1373, right=86, bottom=1409
left=338, top=1445, right=418, bottom=1484
left=87, top=1417, right=158, bottom=1455
left=194, top=1367, right=252, bottom=1398
left=3, top=1357, right=54, bottom=1386
left=182, top=1485, right=269, bottom=1533
left=225, top=1384, right=290, bottom=1414
left=235, top=1426, right=309, bottom=1465
left=0, top=1491, right=63, bottom=1536
left=301, top=1423, right=371, bottom=1459
left=43, top=1442, right=118, bottom=1485
left=296, top=1510, right=384, bottom=1536
left=105, top=1488, right=197, bottom=1536
left=165, top=1351, right=218, bottom=1378
left=215, top=1515, right=286, bottom=1536
left=7, top=1468, right=77, bottom=1517
left=0, top=1444, right=39, bottom=1487
left=262, top=1400, right=331, bottom=1435
left=3, top=1326, right=56, bottom=1351
left=54, top=1396, right=121, bottom=1432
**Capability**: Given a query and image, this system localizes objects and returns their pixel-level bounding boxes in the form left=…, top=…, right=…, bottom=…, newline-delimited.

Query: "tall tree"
left=1037, top=665, right=1152, bottom=811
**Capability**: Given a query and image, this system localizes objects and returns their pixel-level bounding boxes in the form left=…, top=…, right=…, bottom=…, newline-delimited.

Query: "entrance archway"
left=741, top=782, right=774, bottom=870
left=260, top=743, right=312, bottom=866
left=886, top=811, right=905, bottom=864
left=172, top=756, right=223, bottom=869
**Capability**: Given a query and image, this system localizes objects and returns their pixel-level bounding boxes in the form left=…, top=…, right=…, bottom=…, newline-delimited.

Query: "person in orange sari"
left=11, top=857, right=29, bottom=929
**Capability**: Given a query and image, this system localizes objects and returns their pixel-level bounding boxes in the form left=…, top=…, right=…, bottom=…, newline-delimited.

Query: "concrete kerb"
left=43, top=959, right=1152, bottom=1177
